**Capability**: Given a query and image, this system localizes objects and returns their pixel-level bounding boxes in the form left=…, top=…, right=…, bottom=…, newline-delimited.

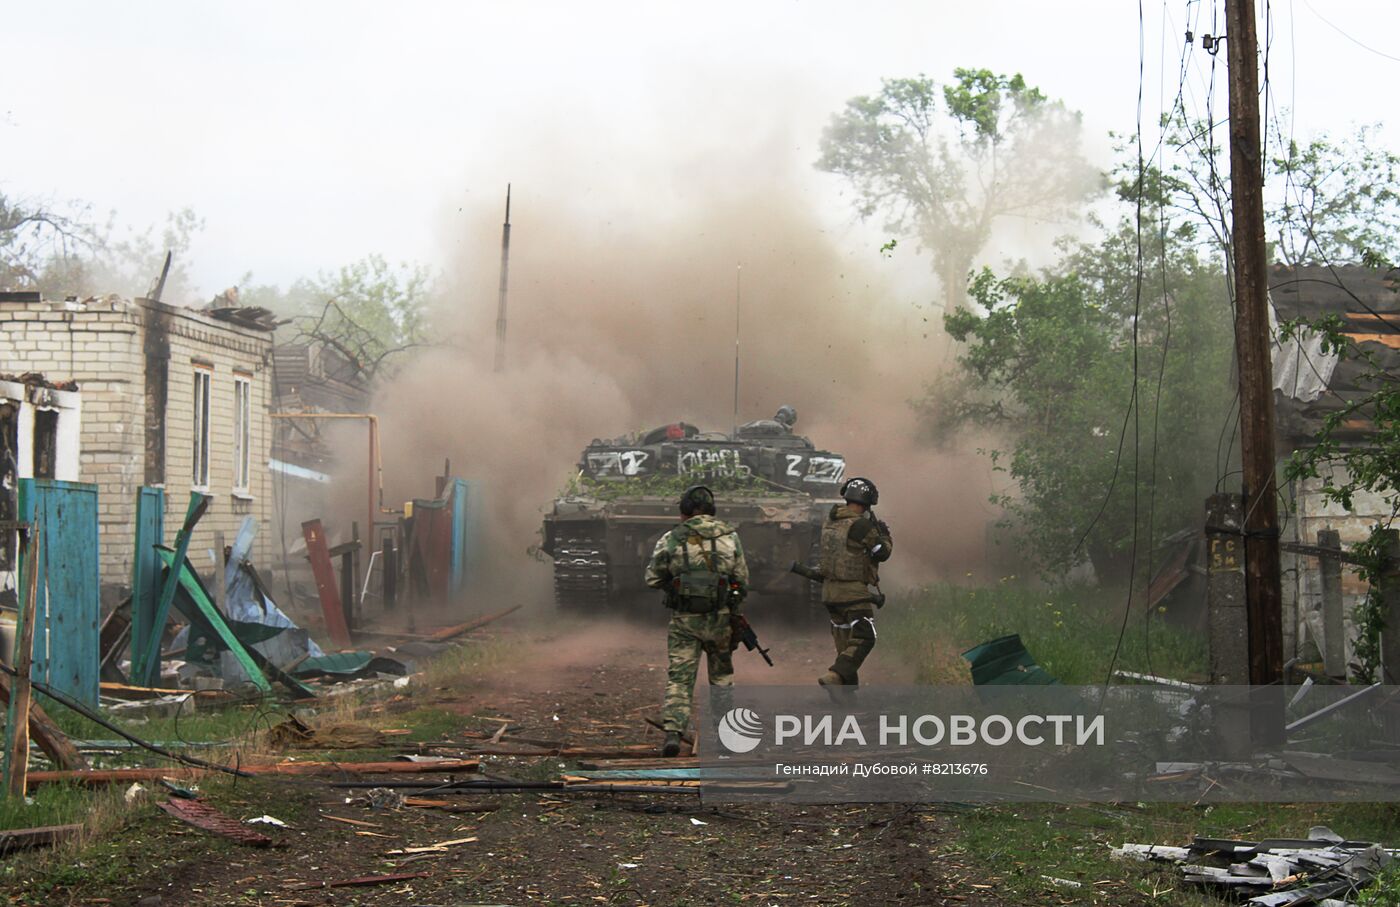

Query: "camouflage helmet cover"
left=840, top=476, right=879, bottom=507
left=679, top=484, right=716, bottom=516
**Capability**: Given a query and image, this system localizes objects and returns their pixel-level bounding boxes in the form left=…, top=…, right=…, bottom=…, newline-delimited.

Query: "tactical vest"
left=820, top=515, right=876, bottom=584
left=668, top=527, right=733, bottom=613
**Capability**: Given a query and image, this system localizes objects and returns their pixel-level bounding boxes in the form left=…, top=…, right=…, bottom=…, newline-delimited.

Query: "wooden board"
left=3, top=527, right=41, bottom=797
left=0, top=672, right=86, bottom=771
left=302, top=519, right=351, bottom=648
left=0, top=823, right=82, bottom=855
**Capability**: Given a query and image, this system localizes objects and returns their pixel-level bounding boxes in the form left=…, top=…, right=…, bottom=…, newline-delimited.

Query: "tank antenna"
left=732, top=263, right=742, bottom=436
left=493, top=183, right=512, bottom=373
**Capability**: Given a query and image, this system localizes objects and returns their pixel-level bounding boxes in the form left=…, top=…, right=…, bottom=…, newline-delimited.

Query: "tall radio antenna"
left=732, top=263, right=742, bottom=435
left=493, top=184, right=512, bottom=373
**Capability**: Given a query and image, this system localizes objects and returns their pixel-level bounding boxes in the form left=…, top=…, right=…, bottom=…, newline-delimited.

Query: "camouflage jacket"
left=820, top=504, right=893, bottom=605
left=645, top=515, right=750, bottom=611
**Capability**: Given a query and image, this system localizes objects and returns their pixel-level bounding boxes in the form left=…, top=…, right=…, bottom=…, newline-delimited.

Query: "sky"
left=2, top=0, right=1399, bottom=298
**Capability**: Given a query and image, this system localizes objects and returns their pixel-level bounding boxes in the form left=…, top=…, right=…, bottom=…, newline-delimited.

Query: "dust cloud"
left=364, top=152, right=1001, bottom=604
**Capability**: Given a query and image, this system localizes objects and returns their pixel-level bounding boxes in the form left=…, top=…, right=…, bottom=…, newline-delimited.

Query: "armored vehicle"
left=540, top=408, right=845, bottom=612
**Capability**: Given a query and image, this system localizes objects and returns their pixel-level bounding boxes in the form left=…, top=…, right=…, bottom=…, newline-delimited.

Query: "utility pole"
left=732, top=264, right=741, bottom=436
left=493, top=184, right=512, bottom=373
left=1225, top=0, right=1284, bottom=689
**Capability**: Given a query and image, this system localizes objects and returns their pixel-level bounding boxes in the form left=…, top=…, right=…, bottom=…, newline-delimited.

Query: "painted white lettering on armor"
left=677, top=448, right=752, bottom=479
left=804, top=456, right=846, bottom=484
left=586, top=450, right=650, bottom=476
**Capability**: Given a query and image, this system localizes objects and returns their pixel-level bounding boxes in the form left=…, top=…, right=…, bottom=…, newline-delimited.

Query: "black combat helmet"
left=840, top=477, right=878, bottom=507
left=679, top=484, right=717, bottom=517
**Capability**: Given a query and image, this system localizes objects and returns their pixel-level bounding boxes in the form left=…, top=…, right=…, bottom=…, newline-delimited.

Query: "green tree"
left=0, top=191, right=92, bottom=290
left=25, top=206, right=204, bottom=302
left=1152, top=114, right=1400, bottom=267
left=1271, top=125, right=1400, bottom=267
left=816, top=68, right=1102, bottom=312
left=291, top=254, right=433, bottom=382
left=935, top=194, right=1235, bottom=578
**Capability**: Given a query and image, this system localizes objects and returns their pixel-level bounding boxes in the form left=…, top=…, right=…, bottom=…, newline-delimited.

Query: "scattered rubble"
left=1116, top=826, right=1397, bottom=905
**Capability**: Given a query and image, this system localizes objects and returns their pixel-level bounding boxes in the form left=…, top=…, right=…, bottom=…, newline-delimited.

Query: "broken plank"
left=134, top=493, right=209, bottom=686
left=3, top=526, right=42, bottom=798
left=0, top=672, right=87, bottom=771
left=0, top=823, right=82, bottom=855
left=28, top=759, right=479, bottom=786
left=426, top=604, right=521, bottom=641
left=283, top=872, right=432, bottom=891
left=322, top=813, right=382, bottom=828
left=387, top=836, right=477, bottom=854
left=303, top=519, right=352, bottom=648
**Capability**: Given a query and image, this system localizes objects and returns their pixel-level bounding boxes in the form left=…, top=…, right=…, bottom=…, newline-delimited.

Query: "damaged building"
left=1271, top=263, right=1400, bottom=674
left=0, top=291, right=276, bottom=593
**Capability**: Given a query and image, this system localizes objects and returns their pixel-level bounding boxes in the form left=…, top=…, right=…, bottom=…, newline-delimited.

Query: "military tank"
left=540, top=407, right=846, bottom=613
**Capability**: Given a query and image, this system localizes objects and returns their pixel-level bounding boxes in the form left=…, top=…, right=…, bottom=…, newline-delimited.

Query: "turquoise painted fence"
left=128, top=486, right=165, bottom=683
left=16, top=479, right=100, bottom=708
left=449, top=478, right=476, bottom=598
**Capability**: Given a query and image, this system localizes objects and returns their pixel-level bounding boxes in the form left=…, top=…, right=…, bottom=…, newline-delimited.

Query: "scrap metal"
left=157, top=798, right=274, bottom=847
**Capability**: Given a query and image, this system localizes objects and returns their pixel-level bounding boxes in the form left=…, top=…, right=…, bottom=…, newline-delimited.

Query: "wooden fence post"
left=3, top=524, right=41, bottom=798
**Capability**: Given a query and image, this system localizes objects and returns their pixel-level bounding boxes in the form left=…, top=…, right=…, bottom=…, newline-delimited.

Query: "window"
left=32, top=410, right=58, bottom=480
left=233, top=373, right=252, bottom=494
left=192, top=366, right=211, bottom=489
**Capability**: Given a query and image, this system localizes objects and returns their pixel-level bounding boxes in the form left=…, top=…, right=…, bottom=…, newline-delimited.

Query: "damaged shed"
left=1270, top=263, right=1400, bottom=674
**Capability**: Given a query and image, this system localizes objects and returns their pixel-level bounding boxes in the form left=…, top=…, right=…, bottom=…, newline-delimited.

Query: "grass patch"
left=944, top=800, right=1400, bottom=905
left=420, top=636, right=514, bottom=688
left=884, top=581, right=1207, bottom=685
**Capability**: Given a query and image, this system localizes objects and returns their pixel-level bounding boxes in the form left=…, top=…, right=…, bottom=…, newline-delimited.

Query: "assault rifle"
left=731, top=614, right=773, bottom=666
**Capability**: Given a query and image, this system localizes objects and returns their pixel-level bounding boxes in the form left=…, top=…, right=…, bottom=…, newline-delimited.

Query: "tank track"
left=552, top=529, right=611, bottom=608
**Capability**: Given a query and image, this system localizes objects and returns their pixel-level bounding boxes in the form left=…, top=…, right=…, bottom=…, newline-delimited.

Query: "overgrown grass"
left=947, top=800, right=1400, bottom=905
left=884, top=581, right=1207, bottom=685
left=0, top=633, right=515, bottom=833
left=877, top=584, right=1400, bottom=903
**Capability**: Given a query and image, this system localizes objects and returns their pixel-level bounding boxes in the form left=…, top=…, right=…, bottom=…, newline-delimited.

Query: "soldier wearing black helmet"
left=817, top=476, right=893, bottom=687
left=644, top=484, right=751, bottom=756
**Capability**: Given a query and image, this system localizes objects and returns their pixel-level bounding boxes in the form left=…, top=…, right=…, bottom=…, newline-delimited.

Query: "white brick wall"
left=1, top=297, right=275, bottom=585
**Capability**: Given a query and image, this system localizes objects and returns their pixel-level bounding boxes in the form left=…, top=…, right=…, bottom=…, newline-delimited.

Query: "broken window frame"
left=192, top=365, right=212, bottom=491
left=32, top=408, right=58, bottom=480
left=232, top=372, right=252, bottom=495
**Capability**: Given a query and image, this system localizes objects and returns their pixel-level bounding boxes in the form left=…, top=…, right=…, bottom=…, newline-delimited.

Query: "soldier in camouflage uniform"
left=645, top=485, right=750, bottom=756
left=818, top=477, right=893, bottom=687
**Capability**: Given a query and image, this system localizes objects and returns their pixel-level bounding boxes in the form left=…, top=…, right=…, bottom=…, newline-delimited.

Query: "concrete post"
left=1206, top=493, right=1249, bottom=685
left=1317, top=529, right=1345, bottom=678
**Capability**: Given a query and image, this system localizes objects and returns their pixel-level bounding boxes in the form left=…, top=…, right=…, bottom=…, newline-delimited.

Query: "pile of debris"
left=1116, top=826, right=1396, bottom=905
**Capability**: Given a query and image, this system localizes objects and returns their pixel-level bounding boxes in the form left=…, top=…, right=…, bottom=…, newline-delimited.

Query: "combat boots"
left=817, top=670, right=843, bottom=686
left=661, top=731, right=682, bottom=757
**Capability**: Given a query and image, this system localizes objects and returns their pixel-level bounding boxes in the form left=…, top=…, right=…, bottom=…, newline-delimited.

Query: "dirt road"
left=19, top=612, right=1003, bottom=907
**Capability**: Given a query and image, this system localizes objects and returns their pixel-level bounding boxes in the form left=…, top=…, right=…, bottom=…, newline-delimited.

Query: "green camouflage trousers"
left=662, top=610, right=734, bottom=732
left=828, top=603, right=877, bottom=685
